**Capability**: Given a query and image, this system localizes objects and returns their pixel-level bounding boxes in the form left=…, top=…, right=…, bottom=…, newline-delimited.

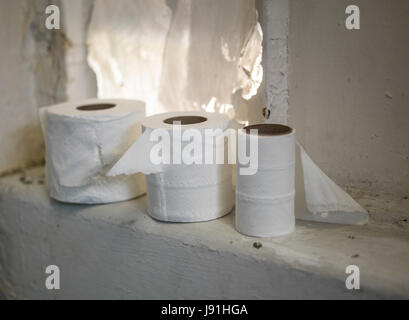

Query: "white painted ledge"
left=1, top=167, right=409, bottom=299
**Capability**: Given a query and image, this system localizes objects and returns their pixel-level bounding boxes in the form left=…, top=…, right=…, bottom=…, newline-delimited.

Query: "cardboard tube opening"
left=244, top=123, right=292, bottom=136
left=163, top=116, right=208, bottom=125
left=77, top=103, right=116, bottom=111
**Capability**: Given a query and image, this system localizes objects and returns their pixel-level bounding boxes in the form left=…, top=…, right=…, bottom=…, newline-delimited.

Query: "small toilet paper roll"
left=236, top=124, right=295, bottom=237
left=108, top=111, right=234, bottom=222
left=40, top=99, right=146, bottom=204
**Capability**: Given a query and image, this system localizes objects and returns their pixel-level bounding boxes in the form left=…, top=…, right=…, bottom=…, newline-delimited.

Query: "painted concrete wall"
left=0, top=0, right=67, bottom=174
left=288, top=0, right=409, bottom=195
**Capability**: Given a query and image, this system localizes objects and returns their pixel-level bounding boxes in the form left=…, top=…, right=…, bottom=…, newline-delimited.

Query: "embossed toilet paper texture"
left=108, top=111, right=234, bottom=222
left=40, top=99, right=146, bottom=204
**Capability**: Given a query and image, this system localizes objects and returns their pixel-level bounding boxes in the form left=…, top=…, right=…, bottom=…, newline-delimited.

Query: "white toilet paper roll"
left=236, top=124, right=296, bottom=237
left=40, top=98, right=146, bottom=204
left=108, top=111, right=234, bottom=222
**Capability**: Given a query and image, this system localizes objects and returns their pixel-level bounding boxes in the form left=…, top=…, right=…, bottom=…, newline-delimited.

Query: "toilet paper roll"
left=236, top=123, right=368, bottom=238
left=40, top=98, right=146, bottom=204
left=236, top=124, right=296, bottom=237
left=108, top=111, right=234, bottom=222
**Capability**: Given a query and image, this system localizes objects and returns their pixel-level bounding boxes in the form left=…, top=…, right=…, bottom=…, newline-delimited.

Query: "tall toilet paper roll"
left=236, top=124, right=295, bottom=237
left=40, top=99, right=146, bottom=204
left=108, top=111, right=234, bottom=222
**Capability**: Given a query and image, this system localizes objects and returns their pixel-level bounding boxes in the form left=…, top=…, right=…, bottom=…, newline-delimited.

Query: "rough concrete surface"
left=0, top=167, right=408, bottom=299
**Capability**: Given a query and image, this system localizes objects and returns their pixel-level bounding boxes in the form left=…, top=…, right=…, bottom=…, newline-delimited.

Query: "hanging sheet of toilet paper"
left=39, top=99, right=146, bottom=204
left=87, top=0, right=262, bottom=121
left=108, top=111, right=234, bottom=222
left=295, top=144, right=368, bottom=225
